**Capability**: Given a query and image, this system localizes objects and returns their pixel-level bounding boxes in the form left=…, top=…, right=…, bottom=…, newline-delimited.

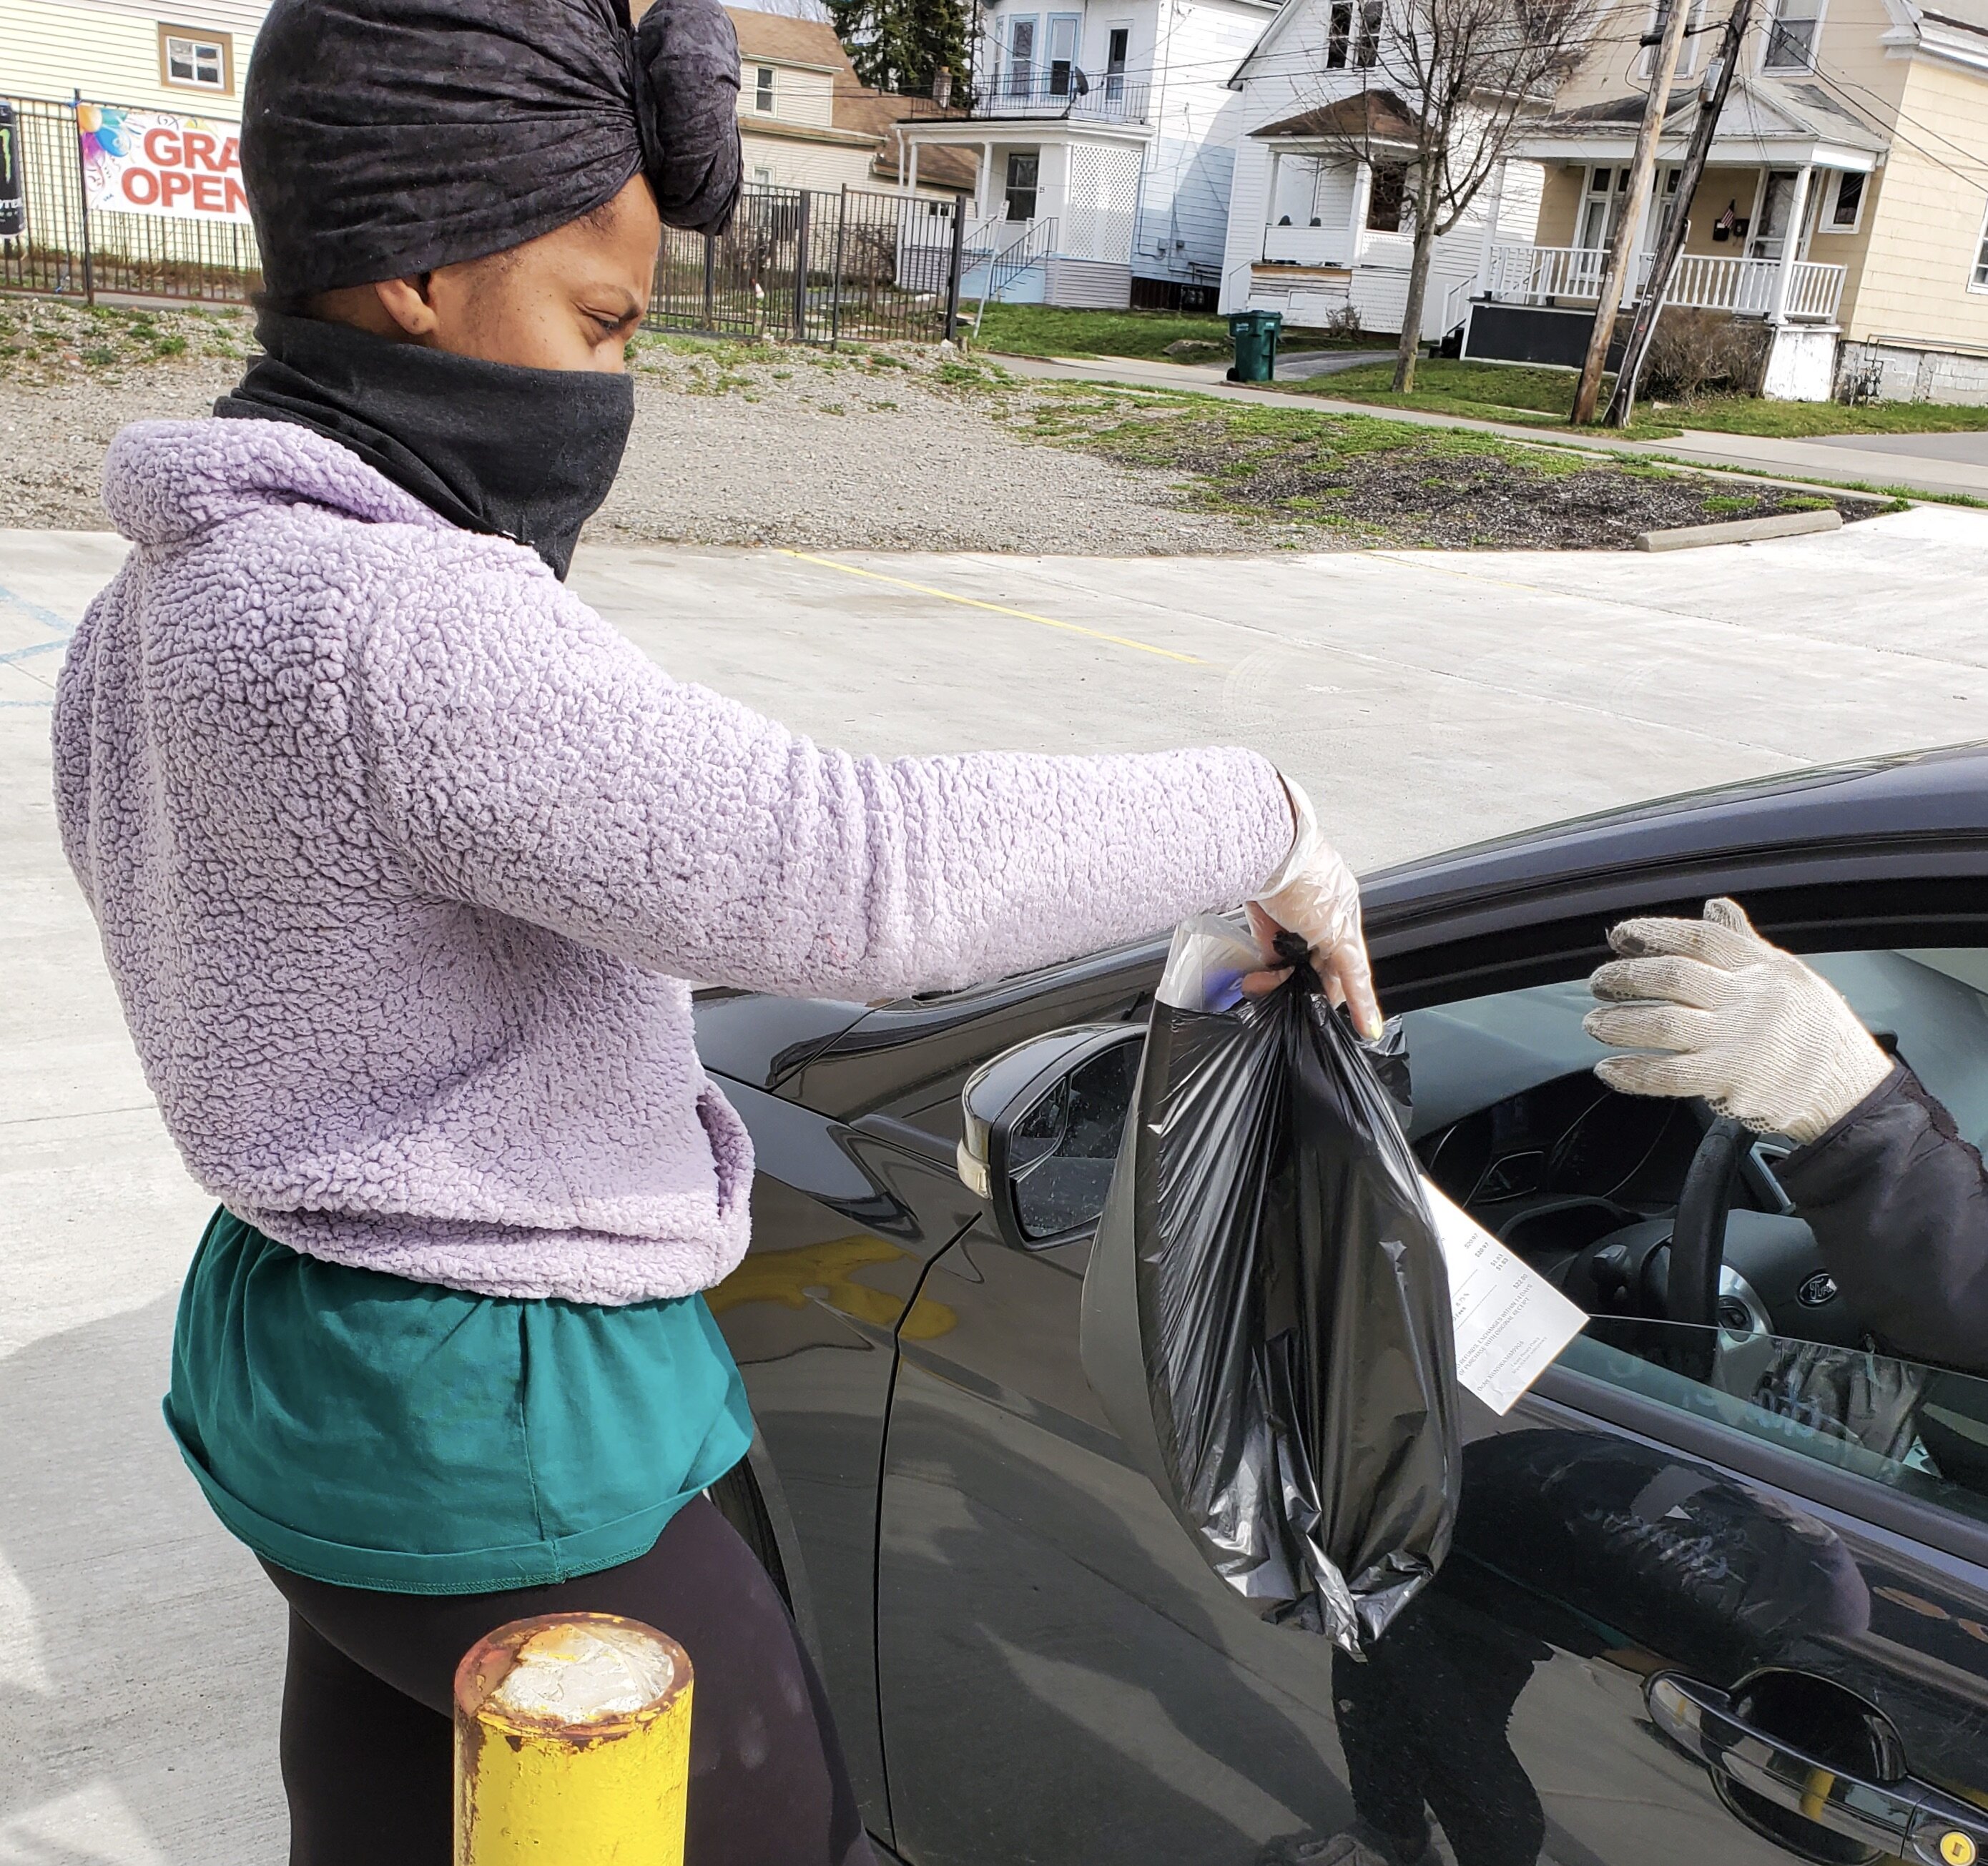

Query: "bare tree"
left=1300, top=0, right=1587, bottom=390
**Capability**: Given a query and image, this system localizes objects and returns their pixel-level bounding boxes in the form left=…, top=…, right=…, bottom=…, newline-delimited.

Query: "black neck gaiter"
left=215, top=314, right=634, bottom=578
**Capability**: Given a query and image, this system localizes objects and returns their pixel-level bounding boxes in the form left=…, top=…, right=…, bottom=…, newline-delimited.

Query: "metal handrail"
left=902, top=73, right=1151, bottom=123
left=973, top=216, right=1057, bottom=332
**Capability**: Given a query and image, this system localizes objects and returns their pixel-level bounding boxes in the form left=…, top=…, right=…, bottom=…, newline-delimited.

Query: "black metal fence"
left=0, top=93, right=264, bottom=302
left=1, top=94, right=968, bottom=349
left=648, top=183, right=968, bottom=346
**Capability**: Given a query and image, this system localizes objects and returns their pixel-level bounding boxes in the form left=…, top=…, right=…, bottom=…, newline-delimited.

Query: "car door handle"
left=1648, top=1674, right=1988, bottom=1866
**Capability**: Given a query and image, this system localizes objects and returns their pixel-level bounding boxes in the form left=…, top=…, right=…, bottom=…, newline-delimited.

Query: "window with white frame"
left=754, top=66, right=775, bottom=111
left=1578, top=164, right=1632, bottom=252
left=1763, top=0, right=1824, bottom=69
left=1817, top=169, right=1865, bottom=233
left=1973, top=199, right=1988, bottom=290
left=158, top=24, right=230, bottom=92
left=1354, top=0, right=1383, bottom=66
left=1327, top=0, right=1353, bottom=65
left=1640, top=0, right=1706, bottom=77
left=1007, top=15, right=1038, bottom=95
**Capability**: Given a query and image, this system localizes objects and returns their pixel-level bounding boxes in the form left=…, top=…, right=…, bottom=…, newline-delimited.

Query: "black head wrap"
left=241, top=0, right=742, bottom=300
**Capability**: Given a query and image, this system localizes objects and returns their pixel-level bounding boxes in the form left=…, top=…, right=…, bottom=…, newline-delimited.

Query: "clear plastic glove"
left=1583, top=897, right=1892, bottom=1145
left=1247, top=779, right=1382, bottom=1039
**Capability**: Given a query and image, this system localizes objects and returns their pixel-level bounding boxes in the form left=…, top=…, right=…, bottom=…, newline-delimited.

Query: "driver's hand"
left=1583, top=897, right=1892, bottom=1145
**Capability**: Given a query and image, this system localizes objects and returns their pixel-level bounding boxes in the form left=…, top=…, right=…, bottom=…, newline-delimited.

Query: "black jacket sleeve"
left=1776, top=1065, right=1988, bottom=1376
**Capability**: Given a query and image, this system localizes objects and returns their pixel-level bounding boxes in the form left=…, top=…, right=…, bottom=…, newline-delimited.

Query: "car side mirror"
left=957, top=1025, right=1143, bottom=1251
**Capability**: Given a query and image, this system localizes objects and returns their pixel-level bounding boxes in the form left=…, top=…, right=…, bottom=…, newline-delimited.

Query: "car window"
left=1558, top=1324, right=1988, bottom=1532
left=1402, top=944, right=1988, bottom=1531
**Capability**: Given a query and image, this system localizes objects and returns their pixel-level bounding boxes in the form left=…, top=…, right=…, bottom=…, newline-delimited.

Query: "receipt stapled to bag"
left=1421, top=1179, right=1588, bottom=1415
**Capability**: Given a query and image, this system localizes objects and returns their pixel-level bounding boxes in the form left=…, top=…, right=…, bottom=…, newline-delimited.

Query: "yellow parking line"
left=776, top=549, right=1206, bottom=664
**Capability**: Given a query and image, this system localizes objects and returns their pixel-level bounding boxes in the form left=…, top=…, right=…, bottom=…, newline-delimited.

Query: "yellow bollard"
left=454, top=1611, right=694, bottom=1865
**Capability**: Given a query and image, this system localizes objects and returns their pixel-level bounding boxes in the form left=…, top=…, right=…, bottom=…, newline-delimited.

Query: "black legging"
left=265, top=1496, right=875, bottom=1866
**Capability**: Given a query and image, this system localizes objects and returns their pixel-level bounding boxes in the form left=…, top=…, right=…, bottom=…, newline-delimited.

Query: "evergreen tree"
left=830, top=0, right=971, bottom=98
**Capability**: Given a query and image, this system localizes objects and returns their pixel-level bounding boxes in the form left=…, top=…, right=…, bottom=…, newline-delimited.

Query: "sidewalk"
left=983, top=351, right=1988, bottom=503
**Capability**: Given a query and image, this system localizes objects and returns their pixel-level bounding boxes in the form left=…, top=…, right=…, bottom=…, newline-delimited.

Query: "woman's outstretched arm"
left=358, top=565, right=1304, bottom=1001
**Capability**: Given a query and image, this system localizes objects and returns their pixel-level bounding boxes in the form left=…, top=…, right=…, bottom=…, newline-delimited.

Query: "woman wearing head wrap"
left=52, top=0, right=1379, bottom=1857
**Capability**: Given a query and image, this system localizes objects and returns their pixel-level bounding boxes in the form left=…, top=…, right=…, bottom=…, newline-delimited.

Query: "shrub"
left=1638, top=309, right=1770, bottom=402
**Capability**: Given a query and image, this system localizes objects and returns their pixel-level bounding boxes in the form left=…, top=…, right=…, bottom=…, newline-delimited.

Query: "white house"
left=894, top=0, right=1275, bottom=309
left=1216, top=0, right=1545, bottom=339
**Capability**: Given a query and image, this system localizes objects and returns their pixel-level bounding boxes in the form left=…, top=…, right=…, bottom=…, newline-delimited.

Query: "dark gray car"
left=695, top=745, right=1988, bottom=1866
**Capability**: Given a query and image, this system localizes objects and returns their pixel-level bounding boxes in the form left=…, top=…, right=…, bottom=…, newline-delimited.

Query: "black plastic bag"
left=1081, top=917, right=1460, bottom=1655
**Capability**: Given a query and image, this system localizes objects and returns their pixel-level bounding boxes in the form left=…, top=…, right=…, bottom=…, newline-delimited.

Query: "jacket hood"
left=103, top=418, right=451, bottom=546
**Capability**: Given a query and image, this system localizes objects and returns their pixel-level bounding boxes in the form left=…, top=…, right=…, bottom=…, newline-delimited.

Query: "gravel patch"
left=0, top=300, right=253, bottom=530
left=595, top=337, right=1261, bottom=553
left=0, top=302, right=1258, bottom=551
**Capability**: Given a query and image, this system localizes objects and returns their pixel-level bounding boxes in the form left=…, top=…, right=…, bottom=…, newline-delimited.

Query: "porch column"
left=1349, top=160, right=1373, bottom=267
left=1766, top=164, right=1814, bottom=323
left=980, top=140, right=994, bottom=219
left=904, top=135, right=920, bottom=198
left=1264, top=148, right=1283, bottom=259
left=1476, top=157, right=1507, bottom=292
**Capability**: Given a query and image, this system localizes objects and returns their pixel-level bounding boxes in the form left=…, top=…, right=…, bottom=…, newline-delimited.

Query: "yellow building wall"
left=1841, top=56, right=1988, bottom=346
left=0, top=0, right=250, bottom=112
left=1530, top=162, right=1583, bottom=242
left=1552, top=0, right=1906, bottom=114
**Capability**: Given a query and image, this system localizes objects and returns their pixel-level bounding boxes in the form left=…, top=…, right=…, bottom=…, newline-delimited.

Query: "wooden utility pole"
left=1570, top=0, right=1693, bottom=423
left=1603, top=0, right=1757, bottom=425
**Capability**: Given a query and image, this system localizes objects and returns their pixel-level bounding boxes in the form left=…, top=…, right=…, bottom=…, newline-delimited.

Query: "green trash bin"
left=1226, top=309, right=1283, bottom=383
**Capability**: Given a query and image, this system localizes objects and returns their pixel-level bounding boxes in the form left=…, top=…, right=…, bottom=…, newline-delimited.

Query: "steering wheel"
left=1563, top=1095, right=1867, bottom=1377
left=1665, top=1115, right=1749, bottom=1381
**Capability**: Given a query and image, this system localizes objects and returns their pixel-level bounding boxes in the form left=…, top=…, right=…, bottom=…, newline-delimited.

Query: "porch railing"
left=903, top=71, right=1151, bottom=124
left=1783, top=258, right=1846, bottom=322
left=1480, top=244, right=1844, bottom=324
left=1261, top=224, right=1349, bottom=267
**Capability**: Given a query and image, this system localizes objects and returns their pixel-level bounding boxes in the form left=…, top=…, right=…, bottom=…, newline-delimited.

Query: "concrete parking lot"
left=4, top=504, right=1988, bottom=1862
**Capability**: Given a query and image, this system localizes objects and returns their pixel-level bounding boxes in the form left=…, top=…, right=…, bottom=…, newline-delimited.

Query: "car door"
left=872, top=866, right=1988, bottom=1866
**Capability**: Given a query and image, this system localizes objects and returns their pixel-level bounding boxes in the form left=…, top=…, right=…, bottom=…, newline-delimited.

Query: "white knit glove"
left=1251, top=776, right=1382, bottom=1040
left=1583, top=897, right=1892, bottom=1145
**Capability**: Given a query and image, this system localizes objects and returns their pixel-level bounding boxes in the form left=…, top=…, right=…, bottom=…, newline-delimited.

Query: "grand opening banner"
left=78, top=103, right=250, bottom=222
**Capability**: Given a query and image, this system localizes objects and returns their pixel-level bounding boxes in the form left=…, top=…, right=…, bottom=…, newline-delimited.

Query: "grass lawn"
left=1002, top=381, right=1882, bottom=547
left=972, top=302, right=1365, bottom=363
left=1303, top=357, right=1988, bottom=440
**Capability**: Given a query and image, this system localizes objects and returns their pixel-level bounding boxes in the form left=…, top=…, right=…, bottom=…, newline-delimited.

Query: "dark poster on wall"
left=0, top=102, right=24, bottom=238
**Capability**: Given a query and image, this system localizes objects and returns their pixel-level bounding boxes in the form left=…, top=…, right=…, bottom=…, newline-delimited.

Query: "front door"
left=875, top=904, right=1988, bottom=1866
left=1749, top=169, right=1806, bottom=262
left=1005, top=152, right=1040, bottom=222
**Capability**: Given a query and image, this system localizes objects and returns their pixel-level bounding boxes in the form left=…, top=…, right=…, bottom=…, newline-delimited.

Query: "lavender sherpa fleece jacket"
left=54, top=418, right=1294, bottom=1304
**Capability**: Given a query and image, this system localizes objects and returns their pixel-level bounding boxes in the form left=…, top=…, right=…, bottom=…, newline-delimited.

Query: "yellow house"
left=1460, top=0, right=1988, bottom=400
